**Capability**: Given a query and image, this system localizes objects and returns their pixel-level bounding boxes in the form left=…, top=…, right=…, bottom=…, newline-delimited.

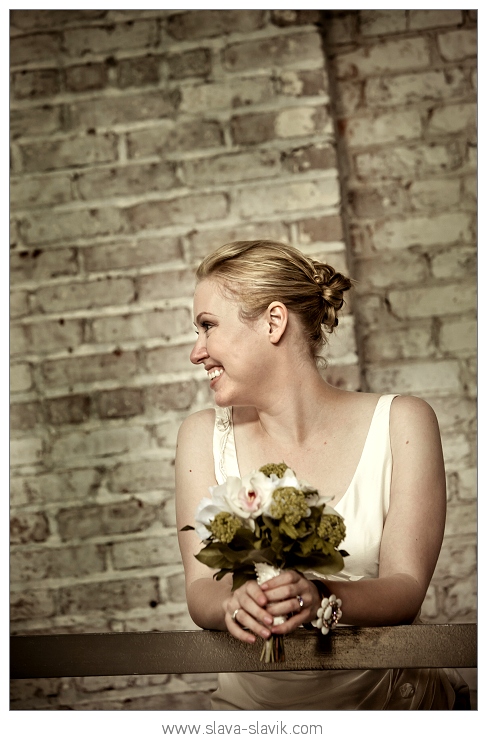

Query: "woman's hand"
left=260, top=571, right=322, bottom=634
left=223, top=580, right=275, bottom=644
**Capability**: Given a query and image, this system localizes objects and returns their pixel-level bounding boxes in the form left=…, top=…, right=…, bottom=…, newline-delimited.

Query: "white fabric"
left=209, top=395, right=469, bottom=710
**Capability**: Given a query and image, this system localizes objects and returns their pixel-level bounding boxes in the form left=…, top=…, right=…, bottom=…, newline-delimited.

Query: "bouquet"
left=182, top=462, right=347, bottom=662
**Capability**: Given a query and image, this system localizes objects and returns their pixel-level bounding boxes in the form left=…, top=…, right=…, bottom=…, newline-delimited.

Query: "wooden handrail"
left=10, top=624, right=476, bottom=679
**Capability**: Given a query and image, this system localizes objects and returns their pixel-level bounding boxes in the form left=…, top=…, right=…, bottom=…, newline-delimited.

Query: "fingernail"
left=265, top=616, right=273, bottom=625
left=262, top=629, right=271, bottom=638
left=260, top=583, right=268, bottom=590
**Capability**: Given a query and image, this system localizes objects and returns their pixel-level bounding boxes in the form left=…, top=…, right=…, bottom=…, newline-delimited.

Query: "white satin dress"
left=209, top=395, right=469, bottom=710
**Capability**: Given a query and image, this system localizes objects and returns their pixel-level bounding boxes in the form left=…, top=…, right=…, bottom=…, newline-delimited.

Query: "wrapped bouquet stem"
left=182, top=462, right=347, bottom=664
left=254, top=562, right=286, bottom=662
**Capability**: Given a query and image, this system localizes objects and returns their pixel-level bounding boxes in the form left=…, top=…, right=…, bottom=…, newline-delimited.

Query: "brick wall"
left=10, top=9, right=476, bottom=710
left=10, top=8, right=355, bottom=710
left=323, top=8, right=477, bottom=624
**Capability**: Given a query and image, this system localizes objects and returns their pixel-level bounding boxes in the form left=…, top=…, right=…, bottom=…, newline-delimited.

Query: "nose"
left=190, top=335, right=209, bottom=365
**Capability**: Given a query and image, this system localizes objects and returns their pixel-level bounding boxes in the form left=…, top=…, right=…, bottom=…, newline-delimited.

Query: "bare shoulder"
left=390, top=395, right=441, bottom=437
left=177, top=407, right=216, bottom=446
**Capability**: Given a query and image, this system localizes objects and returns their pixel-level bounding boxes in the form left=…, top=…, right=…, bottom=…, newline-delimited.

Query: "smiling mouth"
left=207, top=368, right=223, bottom=381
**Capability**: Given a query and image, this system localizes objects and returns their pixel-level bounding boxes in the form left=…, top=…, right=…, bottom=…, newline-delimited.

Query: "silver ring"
left=296, top=595, right=304, bottom=609
left=231, top=609, right=240, bottom=622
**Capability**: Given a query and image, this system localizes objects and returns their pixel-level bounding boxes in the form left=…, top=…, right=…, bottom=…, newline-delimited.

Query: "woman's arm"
left=175, top=410, right=273, bottom=641
left=261, top=396, right=447, bottom=631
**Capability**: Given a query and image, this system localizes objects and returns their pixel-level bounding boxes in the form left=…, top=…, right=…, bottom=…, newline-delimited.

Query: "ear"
left=266, top=301, right=288, bottom=344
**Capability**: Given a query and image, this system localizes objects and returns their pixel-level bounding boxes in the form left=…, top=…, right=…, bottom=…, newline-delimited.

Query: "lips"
left=207, top=367, right=224, bottom=381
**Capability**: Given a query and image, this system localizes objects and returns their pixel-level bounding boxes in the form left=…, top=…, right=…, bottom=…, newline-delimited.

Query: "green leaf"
left=194, top=544, right=231, bottom=569
left=213, top=568, right=233, bottom=582
left=292, top=550, right=344, bottom=576
left=232, top=568, right=256, bottom=592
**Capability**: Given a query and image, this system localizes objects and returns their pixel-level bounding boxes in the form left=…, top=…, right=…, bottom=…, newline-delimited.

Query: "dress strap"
left=213, top=406, right=239, bottom=484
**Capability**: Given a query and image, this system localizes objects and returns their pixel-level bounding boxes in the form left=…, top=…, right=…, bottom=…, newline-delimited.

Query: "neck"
left=251, top=364, right=340, bottom=446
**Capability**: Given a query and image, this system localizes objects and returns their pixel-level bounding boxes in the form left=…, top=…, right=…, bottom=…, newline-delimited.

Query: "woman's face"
left=191, top=278, right=270, bottom=408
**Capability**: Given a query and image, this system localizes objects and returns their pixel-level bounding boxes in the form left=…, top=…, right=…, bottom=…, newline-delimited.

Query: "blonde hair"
left=196, top=240, right=353, bottom=358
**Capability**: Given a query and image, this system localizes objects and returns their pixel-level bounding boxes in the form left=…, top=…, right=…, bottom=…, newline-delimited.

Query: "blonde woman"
left=176, top=240, right=469, bottom=710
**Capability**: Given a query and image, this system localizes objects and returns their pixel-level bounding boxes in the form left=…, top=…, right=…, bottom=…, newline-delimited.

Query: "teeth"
left=208, top=369, right=223, bottom=380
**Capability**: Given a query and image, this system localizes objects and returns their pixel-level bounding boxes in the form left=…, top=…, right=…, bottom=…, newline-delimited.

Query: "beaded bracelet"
left=311, top=593, right=342, bottom=635
left=306, top=580, right=342, bottom=635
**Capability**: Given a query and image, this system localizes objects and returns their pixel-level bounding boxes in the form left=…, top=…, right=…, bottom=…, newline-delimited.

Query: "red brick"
left=111, top=534, right=180, bottom=570
left=335, top=38, right=430, bottom=80
left=10, top=402, right=43, bottom=431
left=34, top=277, right=134, bottom=313
left=57, top=576, right=160, bottom=614
left=10, top=105, right=62, bottom=139
left=41, top=351, right=138, bottom=388
left=57, top=498, right=159, bottom=541
left=65, top=62, right=109, bottom=92
left=145, top=380, right=197, bottom=412
left=12, top=318, right=84, bottom=357
left=10, top=291, right=29, bottom=319
left=230, top=112, right=276, bottom=146
left=74, top=162, right=178, bottom=201
left=10, top=174, right=75, bottom=210
left=190, top=221, right=289, bottom=260
left=10, top=32, right=62, bottom=66
left=137, top=269, right=195, bottom=301
left=97, top=388, right=144, bottom=419
left=282, top=144, right=337, bottom=174
left=145, top=344, right=193, bottom=375
left=167, top=48, right=211, bottom=79
left=166, top=10, right=265, bottom=40
left=46, top=394, right=91, bottom=425
left=117, top=55, right=160, bottom=88
left=297, top=215, right=343, bottom=243
left=83, top=236, right=182, bottom=272
left=279, top=69, right=328, bottom=100
left=126, top=119, right=223, bottom=159
left=12, top=68, right=60, bottom=100
left=10, top=468, right=103, bottom=507
left=166, top=572, right=186, bottom=603
left=19, top=133, right=118, bottom=172
left=409, top=9, right=462, bottom=30
left=182, top=150, right=281, bottom=187
left=108, top=459, right=175, bottom=493
left=69, top=90, right=180, bottom=130
left=126, top=193, right=228, bottom=231
left=11, top=544, right=106, bottom=582
left=349, top=185, right=408, bottom=219
left=63, top=19, right=158, bottom=57
left=223, top=32, right=323, bottom=72
left=272, top=9, right=322, bottom=26
left=10, top=512, right=50, bottom=545
left=10, top=588, right=56, bottom=621
left=10, top=9, right=107, bottom=31
left=10, top=247, right=78, bottom=282
left=91, top=307, right=191, bottom=345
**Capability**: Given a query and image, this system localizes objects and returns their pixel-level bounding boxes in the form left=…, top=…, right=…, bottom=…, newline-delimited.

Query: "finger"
left=263, top=579, right=305, bottom=604
left=228, top=607, right=272, bottom=641
left=260, top=570, right=301, bottom=591
left=266, top=595, right=306, bottom=619
left=271, top=611, right=307, bottom=635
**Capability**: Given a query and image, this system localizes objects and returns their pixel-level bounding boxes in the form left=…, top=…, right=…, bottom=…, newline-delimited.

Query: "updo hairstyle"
left=196, top=240, right=353, bottom=359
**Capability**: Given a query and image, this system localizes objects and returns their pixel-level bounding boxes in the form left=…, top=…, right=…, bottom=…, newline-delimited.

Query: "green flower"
left=209, top=512, right=243, bottom=543
left=317, top=513, right=346, bottom=547
left=270, top=487, right=309, bottom=525
left=259, top=462, right=290, bottom=479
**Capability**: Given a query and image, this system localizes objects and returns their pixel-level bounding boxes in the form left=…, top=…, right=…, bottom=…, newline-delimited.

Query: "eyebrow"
left=194, top=312, right=216, bottom=326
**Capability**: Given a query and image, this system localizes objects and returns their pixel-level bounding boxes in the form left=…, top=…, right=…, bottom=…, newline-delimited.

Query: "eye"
left=201, top=322, right=213, bottom=333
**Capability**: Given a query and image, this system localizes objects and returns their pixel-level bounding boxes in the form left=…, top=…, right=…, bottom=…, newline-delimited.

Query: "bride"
left=175, top=240, right=469, bottom=710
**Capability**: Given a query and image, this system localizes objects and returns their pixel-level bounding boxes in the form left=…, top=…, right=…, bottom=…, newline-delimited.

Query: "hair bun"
left=311, top=261, right=352, bottom=330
